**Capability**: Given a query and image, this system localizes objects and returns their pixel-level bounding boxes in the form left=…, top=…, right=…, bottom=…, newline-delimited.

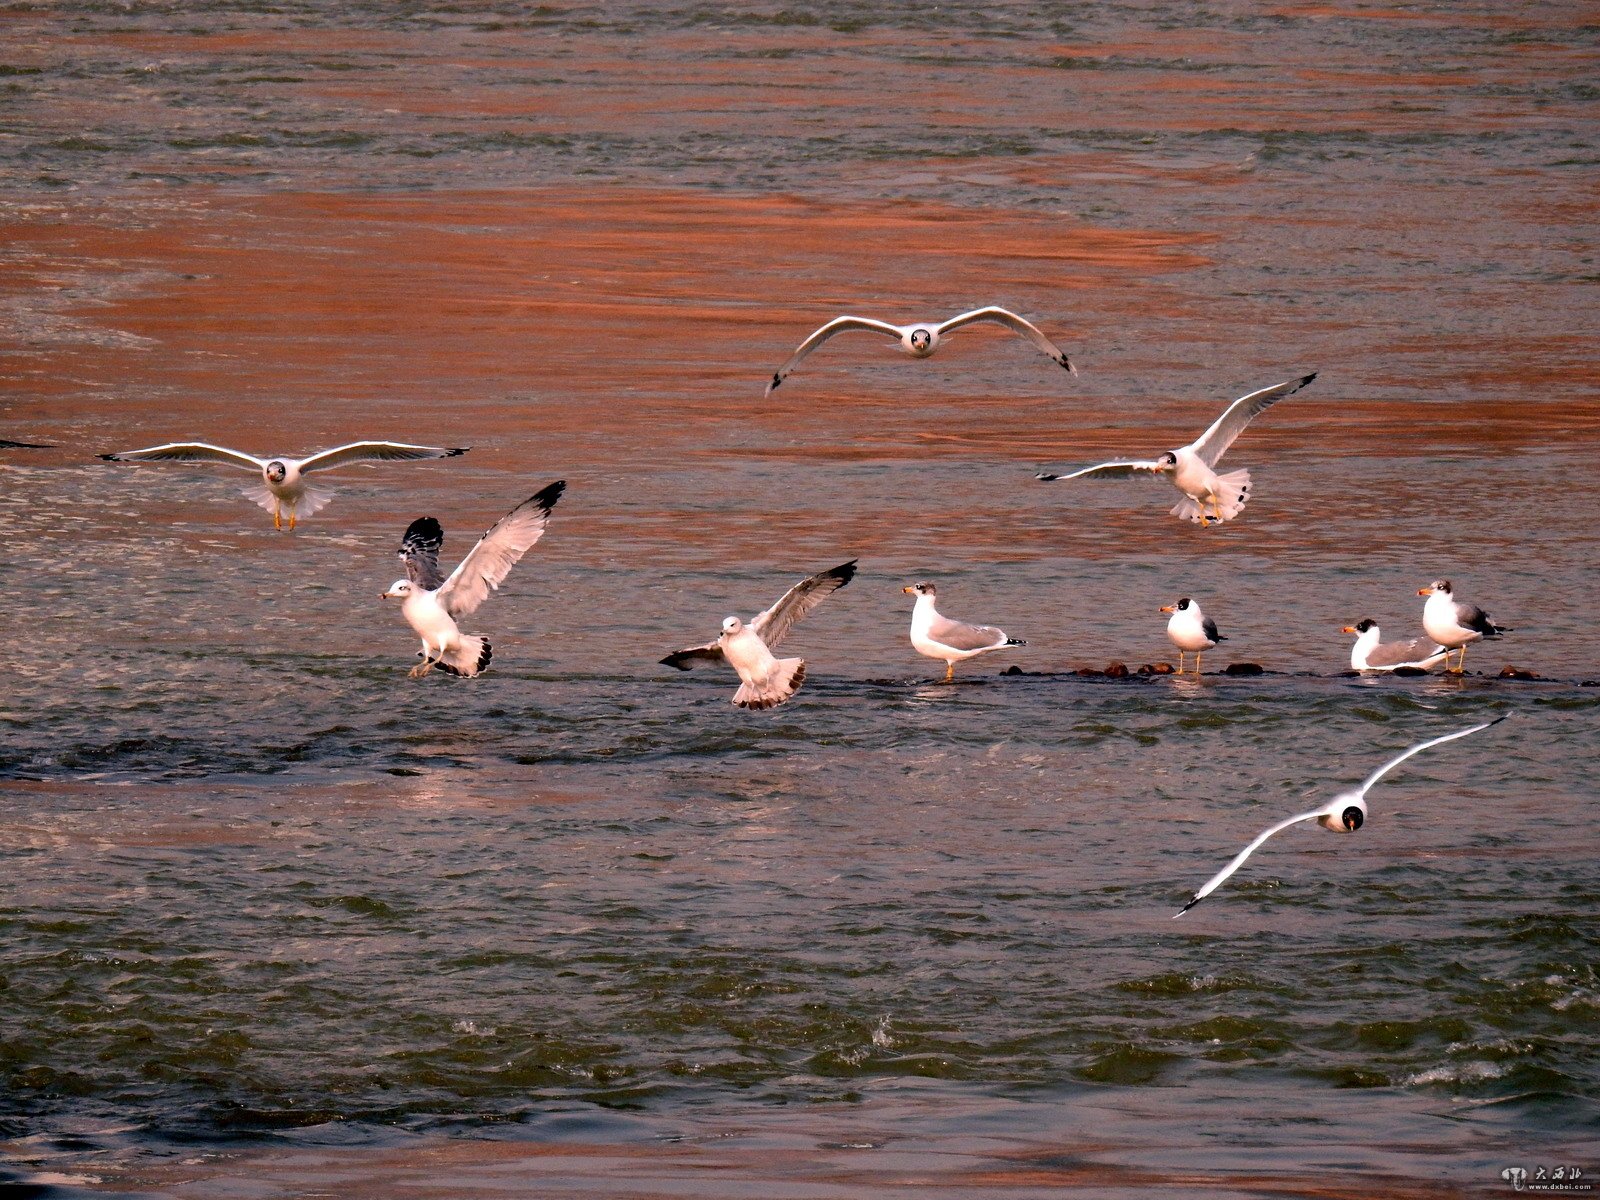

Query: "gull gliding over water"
left=382, top=481, right=565, bottom=678
left=98, top=440, right=470, bottom=529
left=1037, top=374, right=1316, bottom=526
left=662, top=561, right=857, bottom=709
left=1174, top=716, right=1508, bottom=918
left=903, top=582, right=1025, bottom=682
left=765, top=307, right=1075, bottom=396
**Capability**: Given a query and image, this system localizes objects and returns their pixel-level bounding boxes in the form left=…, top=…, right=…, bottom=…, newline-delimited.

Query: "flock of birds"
left=4, top=305, right=1519, bottom=914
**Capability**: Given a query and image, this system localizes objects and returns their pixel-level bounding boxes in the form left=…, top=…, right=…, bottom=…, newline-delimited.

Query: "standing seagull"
left=1174, top=716, right=1507, bottom=917
left=381, top=481, right=564, bottom=678
left=1419, top=580, right=1510, bottom=672
left=1037, top=373, right=1316, bottom=526
left=1161, top=597, right=1224, bottom=675
left=98, top=440, right=469, bottom=530
left=903, top=581, right=1025, bottom=682
left=662, top=561, right=857, bottom=709
left=765, top=307, right=1075, bottom=396
left=1342, top=619, right=1449, bottom=673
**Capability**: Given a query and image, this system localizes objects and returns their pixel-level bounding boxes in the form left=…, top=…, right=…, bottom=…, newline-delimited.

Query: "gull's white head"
left=382, top=580, right=413, bottom=600
left=720, top=616, right=743, bottom=637
left=1155, top=451, right=1179, bottom=472
left=1316, top=795, right=1367, bottom=833
left=265, top=460, right=288, bottom=483
left=903, top=582, right=936, bottom=598
left=1342, top=618, right=1379, bottom=637
left=907, top=328, right=934, bottom=354
left=1160, top=597, right=1195, bottom=616
left=1418, top=579, right=1452, bottom=598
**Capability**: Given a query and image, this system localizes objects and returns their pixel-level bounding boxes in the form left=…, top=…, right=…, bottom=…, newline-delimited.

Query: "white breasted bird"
left=765, top=307, right=1074, bottom=395
left=662, top=561, right=857, bottom=709
left=903, top=581, right=1025, bottom=683
left=1037, top=374, right=1315, bottom=526
left=1341, top=619, right=1449, bottom=672
left=1418, top=580, right=1510, bottom=672
left=1161, top=597, right=1224, bottom=675
left=382, top=481, right=564, bottom=678
left=98, top=440, right=469, bottom=530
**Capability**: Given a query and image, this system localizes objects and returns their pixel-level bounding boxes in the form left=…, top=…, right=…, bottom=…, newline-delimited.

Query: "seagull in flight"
left=1174, top=716, right=1507, bottom=917
left=1037, top=373, right=1315, bottom=526
left=765, top=307, right=1075, bottom=396
left=662, top=561, right=857, bottom=708
left=382, top=481, right=564, bottom=678
left=98, top=440, right=469, bottom=529
left=903, top=581, right=1024, bottom=682
left=1419, top=580, right=1511, bottom=672
left=1342, top=619, right=1448, bottom=673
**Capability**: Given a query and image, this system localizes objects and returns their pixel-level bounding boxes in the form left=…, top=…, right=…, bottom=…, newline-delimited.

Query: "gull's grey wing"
left=298, top=441, right=469, bottom=474
left=1036, top=460, right=1165, bottom=481
left=1174, top=808, right=1326, bottom=917
left=398, top=516, right=447, bottom=590
left=926, top=612, right=1008, bottom=653
left=751, top=560, right=858, bottom=649
left=661, top=642, right=726, bottom=671
left=97, top=442, right=265, bottom=471
left=936, top=307, right=1075, bottom=375
left=1187, top=372, right=1317, bottom=468
left=766, top=317, right=904, bottom=396
left=1365, top=635, right=1449, bottom=668
left=438, top=480, right=565, bottom=618
left=1356, top=716, right=1507, bottom=799
left=1201, top=615, right=1223, bottom=644
left=1452, top=600, right=1507, bottom=637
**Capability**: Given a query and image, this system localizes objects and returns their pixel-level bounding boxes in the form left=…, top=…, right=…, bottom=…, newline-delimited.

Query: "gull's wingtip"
left=764, top=373, right=783, bottom=398
left=97, top=453, right=119, bottom=461
left=1061, top=356, right=1078, bottom=376
left=446, top=447, right=471, bottom=457
left=1174, top=897, right=1200, bottom=919
left=1297, top=371, right=1317, bottom=389
left=1035, top=472, right=1061, bottom=482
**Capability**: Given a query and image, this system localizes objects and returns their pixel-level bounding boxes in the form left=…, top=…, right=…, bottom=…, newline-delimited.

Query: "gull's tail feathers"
left=1172, top=469, right=1251, bottom=525
left=295, top=485, right=336, bottom=521
left=243, top=484, right=278, bottom=515
left=436, top=635, right=492, bottom=678
left=733, top=658, right=806, bottom=709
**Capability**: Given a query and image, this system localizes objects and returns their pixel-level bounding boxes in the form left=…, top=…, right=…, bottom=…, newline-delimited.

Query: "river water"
left=1, top=3, right=1597, bottom=1196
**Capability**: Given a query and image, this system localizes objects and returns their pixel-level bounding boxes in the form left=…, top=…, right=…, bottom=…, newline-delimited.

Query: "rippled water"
left=2, top=2, right=1598, bottom=1196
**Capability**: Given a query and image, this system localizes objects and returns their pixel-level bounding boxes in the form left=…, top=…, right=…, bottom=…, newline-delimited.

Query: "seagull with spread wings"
left=765, top=307, right=1075, bottom=396
left=1037, top=373, right=1315, bottom=526
left=382, top=481, right=565, bottom=678
left=662, top=561, right=857, bottom=709
left=98, top=440, right=469, bottom=529
left=1174, top=716, right=1507, bottom=917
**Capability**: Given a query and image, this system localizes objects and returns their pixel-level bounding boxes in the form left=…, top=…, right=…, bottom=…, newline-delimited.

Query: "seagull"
left=381, top=481, right=564, bottom=678
left=0, top=439, right=52, bottom=449
left=1419, top=580, right=1511, bottom=672
left=1161, top=597, right=1224, bottom=675
left=764, top=307, right=1075, bottom=396
left=1036, top=373, right=1316, bottom=526
left=1342, top=619, right=1449, bottom=672
left=902, top=581, right=1025, bottom=682
left=98, top=440, right=470, bottom=529
left=1174, top=715, right=1508, bottom=917
left=662, top=561, right=857, bottom=709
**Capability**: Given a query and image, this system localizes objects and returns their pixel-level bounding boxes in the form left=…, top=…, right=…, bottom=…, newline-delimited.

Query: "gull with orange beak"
left=903, top=582, right=1025, bottom=682
left=1161, top=597, right=1223, bottom=675
left=1175, top=716, right=1507, bottom=917
left=99, top=439, right=469, bottom=530
left=1418, top=580, right=1511, bottom=672
left=1341, top=619, right=1448, bottom=672
left=382, top=481, right=564, bottom=678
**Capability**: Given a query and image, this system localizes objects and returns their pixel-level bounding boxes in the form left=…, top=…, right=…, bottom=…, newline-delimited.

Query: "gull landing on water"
left=1342, top=619, right=1449, bottom=673
left=382, top=481, right=565, bottom=678
left=1037, top=373, right=1315, bottom=526
left=1419, top=580, right=1511, bottom=672
left=98, top=441, right=470, bottom=530
left=764, top=307, right=1075, bottom=396
left=903, top=582, right=1024, bottom=682
left=1173, top=716, right=1508, bottom=918
left=662, top=561, right=857, bottom=709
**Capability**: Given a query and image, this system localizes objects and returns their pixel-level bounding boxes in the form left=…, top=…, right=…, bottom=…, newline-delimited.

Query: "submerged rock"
left=1222, top=662, right=1265, bottom=676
